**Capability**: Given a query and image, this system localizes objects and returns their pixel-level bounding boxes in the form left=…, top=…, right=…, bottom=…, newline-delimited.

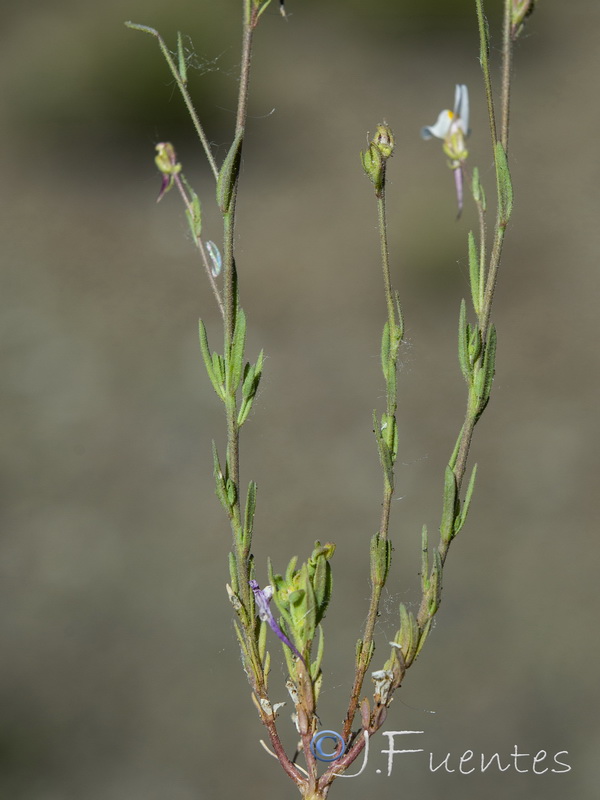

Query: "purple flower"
left=249, top=579, right=306, bottom=666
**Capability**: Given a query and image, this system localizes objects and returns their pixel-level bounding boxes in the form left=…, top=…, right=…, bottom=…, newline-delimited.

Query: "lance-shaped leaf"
left=289, top=564, right=317, bottom=646
left=468, top=324, right=482, bottom=367
left=428, top=550, right=443, bottom=616
left=228, top=551, right=238, bottom=594
left=458, top=299, right=471, bottom=384
left=471, top=166, right=487, bottom=211
left=440, top=465, right=459, bottom=543
left=217, top=131, right=243, bottom=214
left=468, top=231, right=481, bottom=315
left=421, top=524, right=429, bottom=593
left=381, top=320, right=391, bottom=380
left=199, top=319, right=225, bottom=400
left=311, top=624, right=325, bottom=681
left=185, top=190, right=202, bottom=239
left=212, top=442, right=229, bottom=512
left=370, top=532, right=392, bottom=588
left=495, top=141, right=514, bottom=225
left=475, top=325, right=497, bottom=417
left=394, top=291, right=405, bottom=343
left=227, top=307, right=247, bottom=394
left=309, top=544, right=334, bottom=625
left=176, top=31, right=187, bottom=83
left=392, top=603, right=420, bottom=667
left=454, top=463, right=478, bottom=535
left=242, top=480, right=257, bottom=551
left=414, top=617, right=432, bottom=659
left=238, top=349, right=265, bottom=426
left=374, top=411, right=394, bottom=489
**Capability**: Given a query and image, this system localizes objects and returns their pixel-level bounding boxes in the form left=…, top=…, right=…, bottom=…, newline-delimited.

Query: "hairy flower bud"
left=511, top=0, right=536, bottom=40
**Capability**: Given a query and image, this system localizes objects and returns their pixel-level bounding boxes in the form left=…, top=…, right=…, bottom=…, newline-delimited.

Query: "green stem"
left=417, top=0, right=516, bottom=629
left=172, top=175, right=225, bottom=317
left=378, top=180, right=396, bottom=375
left=500, top=0, right=513, bottom=152
left=474, top=1, right=498, bottom=151
left=124, top=23, right=219, bottom=181
left=222, top=2, right=257, bottom=614
left=343, top=168, right=399, bottom=743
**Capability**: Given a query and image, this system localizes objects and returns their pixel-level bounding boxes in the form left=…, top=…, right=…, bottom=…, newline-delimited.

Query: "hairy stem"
left=124, top=22, right=219, bottom=181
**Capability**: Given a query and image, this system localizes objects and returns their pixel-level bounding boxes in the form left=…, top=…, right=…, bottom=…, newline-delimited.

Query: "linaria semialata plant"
left=126, top=1, right=538, bottom=797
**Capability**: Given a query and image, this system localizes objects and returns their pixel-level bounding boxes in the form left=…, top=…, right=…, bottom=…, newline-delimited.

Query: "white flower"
left=421, top=84, right=470, bottom=217
left=421, top=84, right=470, bottom=145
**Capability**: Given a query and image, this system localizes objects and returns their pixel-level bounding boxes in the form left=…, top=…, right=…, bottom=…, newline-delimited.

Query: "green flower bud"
left=511, top=0, right=536, bottom=40
left=373, top=123, right=395, bottom=159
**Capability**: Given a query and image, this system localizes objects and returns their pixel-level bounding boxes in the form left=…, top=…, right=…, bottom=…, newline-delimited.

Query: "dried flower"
left=154, top=142, right=181, bottom=202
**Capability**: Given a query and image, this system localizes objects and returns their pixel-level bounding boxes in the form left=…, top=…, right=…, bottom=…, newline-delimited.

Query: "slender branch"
left=474, top=1, right=498, bottom=151
left=172, top=175, right=225, bottom=318
left=343, top=153, right=399, bottom=743
left=125, top=22, right=219, bottom=181
left=500, top=0, right=513, bottom=152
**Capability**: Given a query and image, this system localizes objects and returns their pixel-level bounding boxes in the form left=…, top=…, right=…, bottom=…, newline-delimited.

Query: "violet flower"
left=249, top=579, right=306, bottom=666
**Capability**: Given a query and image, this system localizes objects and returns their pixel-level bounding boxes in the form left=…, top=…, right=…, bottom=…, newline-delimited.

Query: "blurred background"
left=1, top=0, right=599, bottom=798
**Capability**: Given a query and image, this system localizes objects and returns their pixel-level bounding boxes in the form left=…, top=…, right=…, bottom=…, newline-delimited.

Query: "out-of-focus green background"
left=1, top=1, right=599, bottom=798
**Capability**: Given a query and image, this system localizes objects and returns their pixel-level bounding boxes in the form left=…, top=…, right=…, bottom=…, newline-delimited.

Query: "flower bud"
left=511, top=0, right=536, bottom=40
left=373, top=123, right=395, bottom=159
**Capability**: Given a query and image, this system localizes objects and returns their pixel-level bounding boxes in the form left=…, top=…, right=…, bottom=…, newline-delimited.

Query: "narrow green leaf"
left=440, top=465, right=458, bottom=543
left=258, top=618, right=268, bottom=663
left=394, top=291, right=405, bottom=342
left=312, top=554, right=333, bottom=625
left=454, top=463, right=478, bottom=535
left=370, top=533, right=392, bottom=588
left=184, top=191, right=202, bottom=240
left=198, top=319, right=225, bottom=400
left=312, top=624, right=325, bottom=681
left=237, top=398, right=252, bottom=426
left=395, top=603, right=420, bottom=667
left=476, top=326, right=497, bottom=418
left=233, top=619, right=252, bottom=667
left=228, top=551, right=238, bottom=594
left=495, top=141, right=514, bottom=224
left=468, top=231, right=480, bottom=315
left=243, top=480, right=257, bottom=550
left=217, top=131, right=243, bottom=214
left=177, top=31, right=187, bottom=83
left=212, top=442, right=229, bottom=512
left=472, top=167, right=481, bottom=204
left=381, top=321, right=390, bottom=380
left=356, top=638, right=363, bottom=664
left=285, top=556, right=298, bottom=585
left=428, top=550, right=443, bottom=615
left=482, top=325, right=497, bottom=399
left=225, top=478, right=237, bottom=508
left=241, top=363, right=256, bottom=399
left=228, top=307, right=247, bottom=393
left=468, top=324, right=482, bottom=367
left=421, top=524, right=429, bottom=593
left=458, top=299, right=471, bottom=383
left=238, top=350, right=265, bottom=425
left=414, top=617, right=432, bottom=659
